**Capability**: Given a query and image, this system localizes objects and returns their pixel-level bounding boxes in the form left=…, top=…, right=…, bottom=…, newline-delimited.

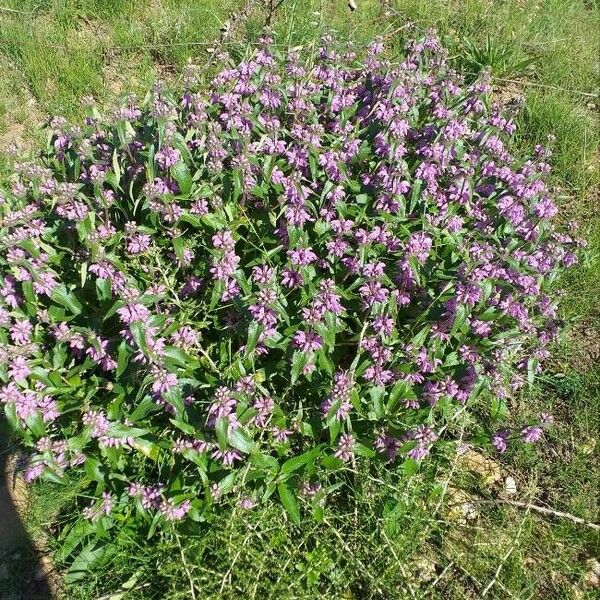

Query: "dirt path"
left=0, top=452, right=53, bottom=600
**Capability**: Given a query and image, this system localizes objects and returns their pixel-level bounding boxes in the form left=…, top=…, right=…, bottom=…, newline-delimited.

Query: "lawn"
left=0, top=1, right=598, bottom=598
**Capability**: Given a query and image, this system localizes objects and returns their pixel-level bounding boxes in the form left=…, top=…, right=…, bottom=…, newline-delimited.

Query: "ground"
left=0, top=1, right=598, bottom=598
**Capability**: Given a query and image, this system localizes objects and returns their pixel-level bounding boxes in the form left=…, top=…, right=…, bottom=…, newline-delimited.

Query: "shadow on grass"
left=0, top=427, right=53, bottom=600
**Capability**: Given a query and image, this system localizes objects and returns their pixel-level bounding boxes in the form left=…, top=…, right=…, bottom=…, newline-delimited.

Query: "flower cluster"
left=0, top=34, right=580, bottom=527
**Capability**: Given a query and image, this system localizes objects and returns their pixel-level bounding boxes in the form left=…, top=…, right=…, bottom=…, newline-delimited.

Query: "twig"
left=325, top=519, right=386, bottom=597
left=219, top=543, right=244, bottom=594
left=175, top=532, right=197, bottom=600
left=481, top=501, right=529, bottom=596
left=380, top=528, right=417, bottom=600
left=380, top=22, right=415, bottom=41
left=493, top=77, right=598, bottom=99
left=432, top=426, right=466, bottom=517
left=453, top=498, right=600, bottom=530
left=431, top=561, right=454, bottom=588
left=265, top=0, right=287, bottom=26
left=0, top=5, right=33, bottom=14
left=438, top=548, right=519, bottom=599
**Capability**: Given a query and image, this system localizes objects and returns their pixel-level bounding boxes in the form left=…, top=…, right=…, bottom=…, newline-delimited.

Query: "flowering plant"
left=0, top=34, right=580, bottom=528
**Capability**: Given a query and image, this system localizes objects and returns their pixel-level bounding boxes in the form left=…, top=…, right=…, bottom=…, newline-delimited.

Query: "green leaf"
left=55, top=520, right=93, bottom=562
left=354, top=443, right=376, bottom=458
left=128, top=396, right=159, bottom=422
left=65, top=542, right=106, bottom=583
left=277, top=481, right=301, bottom=524
left=129, top=321, right=149, bottom=355
left=163, top=346, right=198, bottom=371
left=409, top=178, right=423, bottom=212
left=451, top=305, right=469, bottom=337
left=96, top=277, right=112, bottom=302
left=403, top=458, right=420, bottom=476
left=170, top=418, right=196, bottom=436
left=51, top=284, right=82, bottom=315
left=202, top=213, right=226, bottom=230
left=107, top=423, right=149, bottom=438
left=130, top=437, right=160, bottom=461
left=172, top=161, right=192, bottom=196
left=321, top=455, right=343, bottom=470
left=251, top=453, right=279, bottom=472
left=162, top=387, right=184, bottom=415
left=84, top=458, right=104, bottom=483
left=116, top=341, right=129, bottom=378
left=21, top=280, right=36, bottom=305
left=218, top=472, right=236, bottom=494
left=228, top=427, right=255, bottom=454
left=491, top=397, right=507, bottom=419
left=215, top=417, right=228, bottom=448
left=244, top=321, right=262, bottom=358
left=80, top=262, right=88, bottom=287
left=328, top=418, right=342, bottom=444
left=369, top=386, right=386, bottom=419
left=291, top=350, right=309, bottom=384
left=281, top=447, right=322, bottom=475
left=112, top=148, right=121, bottom=186
left=4, top=401, right=18, bottom=431
left=411, top=325, right=430, bottom=349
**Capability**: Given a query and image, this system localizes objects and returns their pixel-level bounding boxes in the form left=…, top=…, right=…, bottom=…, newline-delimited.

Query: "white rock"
left=504, top=476, right=517, bottom=495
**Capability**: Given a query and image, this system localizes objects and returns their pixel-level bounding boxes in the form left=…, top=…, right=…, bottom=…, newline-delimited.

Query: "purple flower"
left=372, top=315, right=394, bottom=337
left=160, top=498, right=191, bottom=521
left=533, top=198, right=558, bottom=219
left=0, top=33, right=579, bottom=526
left=293, top=330, right=323, bottom=352
left=129, top=483, right=164, bottom=510
left=407, top=443, right=430, bottom=461
left=10, top=320, right=33, bottom=345
left=281, top=268, right=303, bottom=289
left=492, top=430, right=509, bottom=453
left=252, top=264, right=275, bottom=285
left=272, top=426, right=293, bottom=443
left=288, top=247, right=317, bottom=267
left=171, top=326, right=198, bottom=349
left=117, top=303, right=150, bottom=324
left=8, top=356, right=30, bottom=380
left=155, top=146, right=181, bottom=169
left=334, top=433, right=355, bottom=462
left=239, top=498, right=257, bottom=510
left=375, top=433, right=401, bottom=462
left=211, top=447, right=242, bottom=467
left=521, top=426, right=543, bottom=443
left=359, top=280, right=389, bottom=308
left=321, top=371, right=353, bottom=421
left=406, top=232, right=433, bottom=264
left=151, top=367, right=178, bottom=394
left=127, top=233, right=152, bottom=254
left=251, top=395, right=274, bottom=427
left=83, top=492, right=114, bottom=522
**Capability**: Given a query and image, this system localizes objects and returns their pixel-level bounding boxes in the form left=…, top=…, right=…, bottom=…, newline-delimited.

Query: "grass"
left=0, top=0, right=598, bottom=598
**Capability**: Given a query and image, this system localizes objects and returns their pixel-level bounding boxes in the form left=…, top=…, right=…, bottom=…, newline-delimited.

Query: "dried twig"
left=175, top=533, right=197, bottom=600
left=0, top=5, right=34, bottom=14
left=431, top=561, right=454, bottom=588
left=481, top=501, right=529, bottom=596
left=494, top=77, right=598, bottom=99
left=452, top=498, right=600, bottom=530
left=264, top=0, right=287, bottom=26
left=380, top=528, right=418, bottom=600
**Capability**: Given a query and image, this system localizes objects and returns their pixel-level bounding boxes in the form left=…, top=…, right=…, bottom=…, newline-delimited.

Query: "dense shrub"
left=0, top=34, right=580, bottom=527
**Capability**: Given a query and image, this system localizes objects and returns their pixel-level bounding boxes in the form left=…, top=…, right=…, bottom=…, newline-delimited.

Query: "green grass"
left=0, top=0, right=599, bottom=598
